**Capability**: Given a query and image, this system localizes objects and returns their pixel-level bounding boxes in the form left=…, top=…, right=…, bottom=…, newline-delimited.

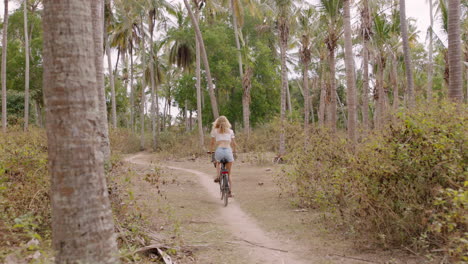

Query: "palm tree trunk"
left=1, top=0, right=8, bottom=133
left=185, top=99, right=189, bottom=132
left=149, top=17, right=158, bottom=150
left=231, top=0, right=243, bottom=77
left=343, top=0, right=357, bottom=143
left=23, top=0, right=30, bottom=131
left=130, top=44, right=135, bottom=132
left=447, top=0, right=463, bottom=103
left=302, top=56, right=310, bottom=139
left=399, top=0, right=415, bottom=107
left=376, top=56, right=385, bottom=129
left=328, top=47, right=337, bottom=132
left=106, top=43, right=117, bottom=128
left=140, top=22, right=146, bottom=150
left=183, top=0, right=219, bottom=119
left=42, top=1, right=119, bottom=263
left=278, top=16, right=289, bottom=156
left=392, top=54, right=399, bottom=111
left=195, top=10, right=204, bottom=148
left=242, top=67, right=253, bottom=137
left=93, top=0, right=110, bottom=161
left=427, top=0, right=434, bottom=101
left=361, top=0, right=370, bottom=129
left=318, top=61, right=326, bottom=126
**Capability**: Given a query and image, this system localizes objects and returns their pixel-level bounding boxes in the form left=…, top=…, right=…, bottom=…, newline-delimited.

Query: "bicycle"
left=208, top=152, right=231, bottom=207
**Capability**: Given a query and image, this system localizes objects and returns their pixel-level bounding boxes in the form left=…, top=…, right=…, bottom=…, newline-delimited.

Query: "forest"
left=0, top=0, right=467, bottom=263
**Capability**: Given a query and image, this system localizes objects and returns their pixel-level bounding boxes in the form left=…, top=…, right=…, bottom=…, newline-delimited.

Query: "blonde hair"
left=212, top=116, right=232, bottom=134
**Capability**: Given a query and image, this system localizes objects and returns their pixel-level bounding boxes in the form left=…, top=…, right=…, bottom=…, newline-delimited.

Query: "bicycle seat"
left=219, top=158, right=228, bottom=164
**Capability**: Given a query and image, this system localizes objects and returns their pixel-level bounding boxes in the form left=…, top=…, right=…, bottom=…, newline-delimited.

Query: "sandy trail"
left=126, top=153, right=312, bottom=264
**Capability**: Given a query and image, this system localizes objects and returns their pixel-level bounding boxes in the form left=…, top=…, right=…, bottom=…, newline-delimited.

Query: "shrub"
left=279, top=102, right=467, bottom=262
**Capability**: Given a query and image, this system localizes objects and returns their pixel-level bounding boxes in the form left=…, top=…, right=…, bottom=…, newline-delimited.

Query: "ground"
left=118, top=152, right=429, bottom=264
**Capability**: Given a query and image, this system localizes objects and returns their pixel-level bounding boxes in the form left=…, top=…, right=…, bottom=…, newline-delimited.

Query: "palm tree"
left=42, top=0, right=119, bottom=262
left=1, top=0, right=8, bottom=133
left=343, top=0, right=357, bottom=143
left=195, top=7, right=204, bottom=147
left=360, top=0, right=371, bottom=129
left=427, top=0, right=434, bottom=101
left=105, top=0, right=118, bottom=128
left=230, top=0, right=243, bottom=77
left=139, top=20, right=146, bottom=150
left=399, top=0, right=415, bottom=107
left=447, top=0, right=463, bottom=102
left=320, top=0, right=343, bottom=132
left=23, top=0, right=30, bottom=131
left=183, top=0, right=219, bottom=119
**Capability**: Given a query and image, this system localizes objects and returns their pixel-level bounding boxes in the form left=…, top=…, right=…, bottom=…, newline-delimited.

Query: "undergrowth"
left=278, top=102, right=467, bottom=263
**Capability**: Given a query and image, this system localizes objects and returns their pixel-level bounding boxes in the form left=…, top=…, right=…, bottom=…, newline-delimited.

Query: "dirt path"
left=124, top=153, right=425, bottom=264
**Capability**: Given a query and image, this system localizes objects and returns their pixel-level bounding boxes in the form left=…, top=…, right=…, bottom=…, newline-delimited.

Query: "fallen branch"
left=226, top=239, right=288, bottom=253
left=329, top=254, right=380, bottom=263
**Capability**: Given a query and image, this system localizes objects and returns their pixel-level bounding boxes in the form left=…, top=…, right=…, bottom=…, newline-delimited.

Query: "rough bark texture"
left=42, top=1, right=119, bottom=263
left=184, top=0, right=219, bottom=119
left=427, top=0, right=433, bottom=101
left=140, top=22, right=146, bottom=150
left=328, top=48, right=337, bottom=132
left=318, top=59, right=326, bottom=126
left=1, top=0, right=8, bottom=133
left=361, top=0, right=370, bottom=129
left=392, top=54, right=399, bottom=111
left=24, top=0, right=30, bottom=131
left=343, top=0, right=357, bottom=143
left=92, top=0, right=110, bottom=161
left=130, top=44, right=135, bottom=132
left=301, top=35, right=311, bottom=139
left=278, top=16, right=289, bottom=156
left=195, top=10, right=204, bottom=148
left=106, top=44, right=117, bottom=128
left=242, top=67, right=253, bottom=137
left=231, top=0, right=243, bottom=77
left=376, top=56, right=385, bottom=129
left=149, top=16, right=158, bottom=150
left=399, top=0, right=415, bottom=107
left=447, top=0, right=463, bottom=103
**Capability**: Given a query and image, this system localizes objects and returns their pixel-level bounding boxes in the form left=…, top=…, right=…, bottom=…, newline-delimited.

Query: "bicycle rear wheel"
left=223, top=174, right=229, bottom=207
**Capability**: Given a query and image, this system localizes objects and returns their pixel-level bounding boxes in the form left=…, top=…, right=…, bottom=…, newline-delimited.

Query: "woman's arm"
left=210, top=137, right=216, bottom=152
left=230, top=138, right=237, bottom=153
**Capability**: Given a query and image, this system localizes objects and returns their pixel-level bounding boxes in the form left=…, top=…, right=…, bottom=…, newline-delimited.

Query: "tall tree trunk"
left=447, top=0, right=463, bottom=103
left=318, top=60, right=326, bottom=126
left=399, top=0, right=415, bottom=107
left=140, top=22, right=146, bottom=150
left=185, top=99, right=189, bottom=132
left=130, top=44, right=135, bottom=132
left=328, top=47, right=337, bottom=132
left=33, top=100, right=39, bottom=126
left=278, top=16, right=289, bottom=156
left=242, top=67, right=253, bottom=137
left=106, top=43, right=117, bottom=128
left=301, top=38, right=311, bottom=140
left=392, top=54, right=399, bottom=111
left=1, top=0, right=8, bottom=133
left=231, top=0, right=243, bottom=77
left=149, top=16, right=158, bottom=150
left=343, top=0, right=357, bottom=143
left=361, top=0, right=370, bottom=129
left=23, top=0, right=30, bottom=131
left=427, top=0, right=434, bottom=101
left=42, top=1, right=119, bottom=263
left=376, top=56, right=385, bottom=129
left=183, top=0, right=219, bottom=119
left=93, top=0, right=110, bottom=161
left=195, top=10, right=204, bottom=148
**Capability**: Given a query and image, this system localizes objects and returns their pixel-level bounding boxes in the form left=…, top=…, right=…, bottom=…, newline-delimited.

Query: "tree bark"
left=242, top=67, right=253, bottom=137
left=130, top=43, right=135, bottom=132
left=149, top=16, right=158, bottom=150
left=24, top=0, right=30, bottom=131
left=392, top=54, right=399, bottom=111
left=343, top=0, right=357, bottom=143
left=140, top=21, right=146, bottom=150
left=231, top=0, right=243, bottom=77
left=42, top=1, right=119, bottom=263
left=361, top=0, right=370, bottom=129
left=376, top=56, right=385, bottom=129
left=427, top=0, right=434, bottom=101
left=328, top=48, right=337, bottom=132
left=183, top=0, right=219, bottom=119
left=447, top=0, right=463, bottom=103
left=278, top=16, right=289, bottom=156
left=399, top=0, right=415, bottom=107
left=106, top=43, right=117, bottom=128
left=318, top=59, right=326, bottom=126
left=1, top=0, right=8, bottom=133
left=301, top=36, right=311, bottom=141
left=195, top=10, right=204, bottom=148
left=93, top=0, right=110, bottom=161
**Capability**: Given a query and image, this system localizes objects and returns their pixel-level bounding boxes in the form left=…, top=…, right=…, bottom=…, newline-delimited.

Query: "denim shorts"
left=215, top=147, right=234, bottom=162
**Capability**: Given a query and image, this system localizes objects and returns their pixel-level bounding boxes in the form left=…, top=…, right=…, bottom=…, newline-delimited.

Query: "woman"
left=210, top=116, right=237, bottom=196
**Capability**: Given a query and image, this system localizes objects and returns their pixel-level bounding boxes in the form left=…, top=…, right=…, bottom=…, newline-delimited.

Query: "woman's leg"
left=226, top=162, right=233, bottom=193
left=215, top=162, right=220, bottom=181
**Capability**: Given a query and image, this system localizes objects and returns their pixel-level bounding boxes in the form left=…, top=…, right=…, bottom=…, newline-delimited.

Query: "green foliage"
left=279, top=102, right=467, bottom=261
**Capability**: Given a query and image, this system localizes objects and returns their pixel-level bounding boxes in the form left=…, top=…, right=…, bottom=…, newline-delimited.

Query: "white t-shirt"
left=211, top=128, right=235, bottom=142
